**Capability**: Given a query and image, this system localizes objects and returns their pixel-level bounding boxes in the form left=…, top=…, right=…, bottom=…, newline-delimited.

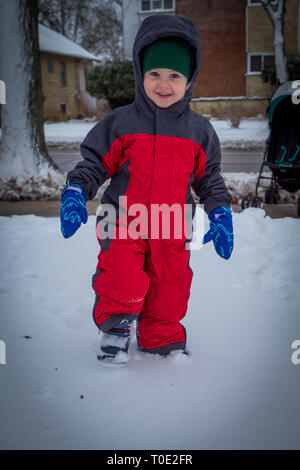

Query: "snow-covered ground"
left=0, top=116, right=269, bottom=147
left=0, top=207, right=299, bottom=450
left=222, top=172, right=300, bottom=205
left=211, top=116, right=269, bottom=148
left=38, top=117, right=269, bottom=146
left=1, top=115, right=298, bottom=204
left=43, top=119, right=98, bottom=144
left=0, top=116, right=275, bottom=200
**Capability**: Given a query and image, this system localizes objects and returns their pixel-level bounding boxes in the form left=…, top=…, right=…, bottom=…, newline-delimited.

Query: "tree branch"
left=259, top=0, right=276, bottom=25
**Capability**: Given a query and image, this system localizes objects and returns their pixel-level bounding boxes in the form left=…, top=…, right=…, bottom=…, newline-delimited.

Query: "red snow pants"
left=92, top=220, right=193, bottom=355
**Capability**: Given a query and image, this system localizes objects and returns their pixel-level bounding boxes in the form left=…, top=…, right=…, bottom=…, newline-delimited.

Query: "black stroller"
left=242, top=80, right=300, bottom=217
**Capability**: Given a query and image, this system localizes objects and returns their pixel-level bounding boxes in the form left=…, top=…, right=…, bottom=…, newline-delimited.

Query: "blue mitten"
left=60, top=183, right=88, bottom=238
left=203, top=206, right=234, bottom=260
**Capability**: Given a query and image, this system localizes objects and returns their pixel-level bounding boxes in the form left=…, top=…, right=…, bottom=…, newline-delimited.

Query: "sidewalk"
left=0, top=200, right=298, bottom=218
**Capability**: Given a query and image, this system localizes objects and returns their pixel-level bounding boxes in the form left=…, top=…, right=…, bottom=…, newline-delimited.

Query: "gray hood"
left=132, top=15, right=202, bottom=119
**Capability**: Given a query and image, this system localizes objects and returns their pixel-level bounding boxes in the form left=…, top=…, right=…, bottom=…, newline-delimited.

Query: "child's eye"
left=171, top=74, right=180, bottom=79
left=150, top=71, right=159, bottom=77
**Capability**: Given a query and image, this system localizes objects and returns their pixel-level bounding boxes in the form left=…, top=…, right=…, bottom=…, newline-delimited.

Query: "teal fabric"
left=268, top=95, right=286, bottom=123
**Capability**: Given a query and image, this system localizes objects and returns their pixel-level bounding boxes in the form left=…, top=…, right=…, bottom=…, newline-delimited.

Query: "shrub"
left=86, top=60, right=136, bottom=109
left=262, top=54, right=300, bottom=85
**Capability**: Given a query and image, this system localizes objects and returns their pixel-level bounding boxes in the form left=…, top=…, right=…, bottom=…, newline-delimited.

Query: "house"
left=39, top=23, right=101, bottom=121
left=122, top=0, right=299, bottom=117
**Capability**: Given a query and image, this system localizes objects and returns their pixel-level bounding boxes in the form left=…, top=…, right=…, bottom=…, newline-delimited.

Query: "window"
left=141, top=0, right=174, bottom=12
left=60, top=103, right=67, bottom=113
left=248, top=0, right=277, bottom=6
left=59, top=62, right=67, bottom=87
left=250, top=55, right=262, bottom=72
left=248, top=53, right=275, bottom=74
left=47, top=59, right=54, bottom=73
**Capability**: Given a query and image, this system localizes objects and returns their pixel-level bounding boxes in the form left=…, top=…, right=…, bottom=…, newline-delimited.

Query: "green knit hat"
left=142, top=38, right=192, bottom=80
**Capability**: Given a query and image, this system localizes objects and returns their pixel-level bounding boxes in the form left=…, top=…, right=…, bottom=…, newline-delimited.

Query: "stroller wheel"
left=265, top=188, right=280, bottom=204
left=241, top=194, right=264, bottom=210
left=241, top=195, right=249, bottom=210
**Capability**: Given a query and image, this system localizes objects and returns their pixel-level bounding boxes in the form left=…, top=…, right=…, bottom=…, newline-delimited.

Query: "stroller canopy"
left=266, top=80, right=300, bottom=192
left=268, top=80, right=298, bottom=123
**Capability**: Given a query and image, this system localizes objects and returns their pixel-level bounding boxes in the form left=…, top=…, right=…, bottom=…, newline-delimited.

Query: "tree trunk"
left=0, top=0, right=64, bottom=199
left=260, top=0, right=289, bottom=85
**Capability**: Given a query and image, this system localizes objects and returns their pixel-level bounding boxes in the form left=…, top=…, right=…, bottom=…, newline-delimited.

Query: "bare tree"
left=82, top=1, right=123, bottom=60
left=0, top=0, right=63, bottom=199
left=259, top=0, right=289, bottom=84
left=38, top=0, right=90, bottom=43
left=38, top=0, right=123, bottom=59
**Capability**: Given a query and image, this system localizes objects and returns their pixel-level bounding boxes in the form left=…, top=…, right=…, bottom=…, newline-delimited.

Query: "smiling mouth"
left=156, top=92, right=172, bottom=98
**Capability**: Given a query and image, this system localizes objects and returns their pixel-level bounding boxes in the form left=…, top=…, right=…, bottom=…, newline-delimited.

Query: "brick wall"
left=247, top=0, right=298, bottom=55
left=176, top=0, right=247, bottom=97
left=246, top=0, right=299, bottom=97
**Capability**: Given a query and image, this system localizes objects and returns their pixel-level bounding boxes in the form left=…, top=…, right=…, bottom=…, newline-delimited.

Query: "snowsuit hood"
left=132, top=15, right=202, bottom=119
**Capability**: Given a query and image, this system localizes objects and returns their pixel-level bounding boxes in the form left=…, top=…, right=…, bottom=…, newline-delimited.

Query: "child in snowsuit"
left=60, top=15, right=234, bottom=365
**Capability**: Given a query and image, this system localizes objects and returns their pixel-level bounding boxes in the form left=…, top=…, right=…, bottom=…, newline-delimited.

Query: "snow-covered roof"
left=38, top=23, right=100, bottom=62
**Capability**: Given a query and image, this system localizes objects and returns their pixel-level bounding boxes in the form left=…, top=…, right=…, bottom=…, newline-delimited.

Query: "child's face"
left=143, top=68, right=188, bottom=108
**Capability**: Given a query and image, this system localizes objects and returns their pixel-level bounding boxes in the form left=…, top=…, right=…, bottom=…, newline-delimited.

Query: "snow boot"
left=97, top=319, right=133, bottom=367
left=160, top=349, right=191, bottom=359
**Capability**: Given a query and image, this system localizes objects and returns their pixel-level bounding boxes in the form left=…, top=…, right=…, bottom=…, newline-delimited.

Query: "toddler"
left=60, top=15, right=234, bottom=366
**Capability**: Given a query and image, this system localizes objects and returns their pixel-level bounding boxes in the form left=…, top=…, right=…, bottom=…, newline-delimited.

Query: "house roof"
left=39, top=23, right=101, bottom=61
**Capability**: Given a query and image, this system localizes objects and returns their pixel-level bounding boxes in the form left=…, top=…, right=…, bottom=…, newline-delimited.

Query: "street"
left=0, top=145, right=297, bottom=218
left=221, top=148, right=265, bottom=173
left=48, top=146, right=266, bottom=174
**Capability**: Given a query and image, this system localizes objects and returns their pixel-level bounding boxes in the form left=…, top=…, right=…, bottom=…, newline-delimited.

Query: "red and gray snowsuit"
left=66, top=15, right=232, bottom=355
